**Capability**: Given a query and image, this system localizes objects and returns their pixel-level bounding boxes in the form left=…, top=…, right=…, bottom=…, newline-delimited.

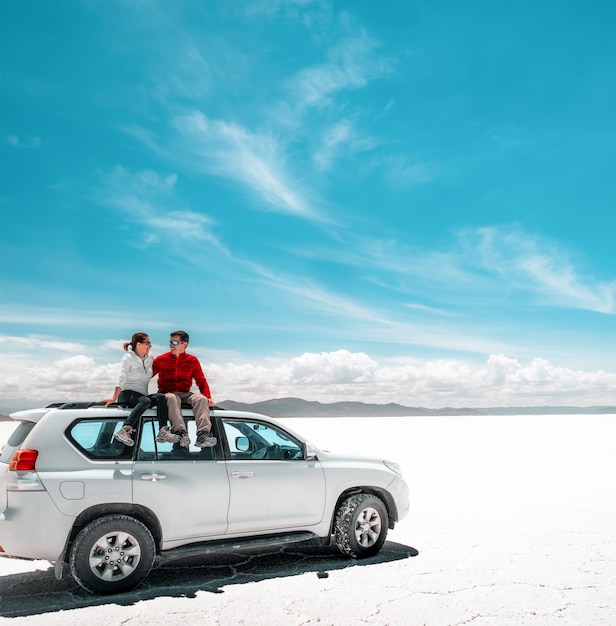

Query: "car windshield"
left=223, top=419, right=303, bottom=460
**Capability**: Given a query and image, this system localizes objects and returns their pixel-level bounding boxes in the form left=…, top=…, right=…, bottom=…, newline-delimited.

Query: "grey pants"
left=165, top=391, right=211, bottom=434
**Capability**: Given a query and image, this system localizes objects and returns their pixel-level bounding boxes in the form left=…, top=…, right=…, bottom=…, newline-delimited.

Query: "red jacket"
left=153, top=352, right=212, bottom=397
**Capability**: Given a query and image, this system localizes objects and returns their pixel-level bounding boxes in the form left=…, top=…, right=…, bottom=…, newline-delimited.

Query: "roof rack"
left=46, top=401, right=113, bottom=410
left=45, top=401, right=225, bottom=410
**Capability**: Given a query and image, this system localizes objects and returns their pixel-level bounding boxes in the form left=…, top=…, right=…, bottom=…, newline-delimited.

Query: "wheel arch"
left=330, top=487, right=398, bottom=534
left=61, top=504, right=162, bottom=565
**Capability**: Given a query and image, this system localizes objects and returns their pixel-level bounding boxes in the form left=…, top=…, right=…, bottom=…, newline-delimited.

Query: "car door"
left=222, top=418, right=326, bottom=535
left=132, top=417, right=230, bottom=544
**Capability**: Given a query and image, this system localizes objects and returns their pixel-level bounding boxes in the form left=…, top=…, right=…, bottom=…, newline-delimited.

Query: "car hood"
left=315, top=447, right=399, bottom=469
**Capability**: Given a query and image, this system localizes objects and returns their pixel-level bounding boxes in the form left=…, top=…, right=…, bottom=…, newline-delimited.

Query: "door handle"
left=140, top=472, right=168, bottom=481
left=231, top=471, right=255, bottom=479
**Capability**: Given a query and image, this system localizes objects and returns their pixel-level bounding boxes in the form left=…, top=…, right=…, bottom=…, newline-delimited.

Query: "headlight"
left=383, top=460, right=402, bottom=476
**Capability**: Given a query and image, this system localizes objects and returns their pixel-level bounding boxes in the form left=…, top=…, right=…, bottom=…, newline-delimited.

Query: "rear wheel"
left=334, top=493, right=388, bottom=558
left=69, top=514, right=156, bottom=594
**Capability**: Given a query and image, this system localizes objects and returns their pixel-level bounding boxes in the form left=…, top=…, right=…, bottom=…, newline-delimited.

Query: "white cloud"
left=3, top=349, right=614, bottom=409
left=209, top=351, right=616, bottom=407
left=289, top=349, right=377, bottom=383
left=0, top=355, right=119, bottom=403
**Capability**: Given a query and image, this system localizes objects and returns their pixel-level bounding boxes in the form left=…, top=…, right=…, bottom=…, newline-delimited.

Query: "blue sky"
left=2, top=0, right=616, bottom=409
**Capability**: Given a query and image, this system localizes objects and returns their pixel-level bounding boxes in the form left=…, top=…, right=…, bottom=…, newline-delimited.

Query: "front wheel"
left=69, top=514, right=156, bottom=594
left=334, top=493, right=389, bottom=558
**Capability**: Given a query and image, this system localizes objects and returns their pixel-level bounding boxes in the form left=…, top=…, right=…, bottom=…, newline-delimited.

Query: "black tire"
left=69, top=514, right=156, bottom=594
left=334, top=493, right=389, bottom=558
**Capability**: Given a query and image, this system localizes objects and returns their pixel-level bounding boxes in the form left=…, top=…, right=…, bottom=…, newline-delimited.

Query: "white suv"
left=0, top=403, right=409, bottom=594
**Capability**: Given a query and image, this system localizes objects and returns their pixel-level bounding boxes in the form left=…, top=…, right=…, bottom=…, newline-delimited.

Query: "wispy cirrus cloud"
left=120, top=13, right=392, bottom=225
left=5, top=134, right=41, bottom=148
left=285, top=31, right=391, bottom=109
left=0, top=307, right=173, bottom=333
left=244, top=261, right=518, bottom=355
left=314, top=119, right=377, bottom=171
left=463, top=226, right=616, bottom=314
left=163, top=31, right=389, bottom=223
left=375, top=154, right=439, bottom=187
left=247, top=260, right=385, bottom=322
left=236, top=0, right=328, bottom=18
left=283, top=224, right=616, bottom=316
left=100, top=166, right=226, bottom=249
left=314, top=120, right=354, bottom=170
left=0, top=334, right=84, bottom=352
left=269, top=27, right=393, bottom=172
left=172, top=111, right=327, bottom=222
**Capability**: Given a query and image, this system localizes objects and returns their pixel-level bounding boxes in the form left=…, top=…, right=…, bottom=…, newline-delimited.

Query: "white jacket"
left=116, top=347, right=153, bottom=395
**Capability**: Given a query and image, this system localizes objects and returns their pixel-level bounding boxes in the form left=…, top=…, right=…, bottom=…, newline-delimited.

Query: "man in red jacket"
left=152, top=330, right=217, bottom=448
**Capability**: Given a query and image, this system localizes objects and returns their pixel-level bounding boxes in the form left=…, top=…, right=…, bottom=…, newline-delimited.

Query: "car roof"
left=8, top=404, right=313, bottom=449
left=9, top=404, right=276, bottom=425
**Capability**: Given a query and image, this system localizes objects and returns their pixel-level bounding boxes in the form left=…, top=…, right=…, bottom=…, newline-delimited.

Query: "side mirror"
left=303, top=442, right=318, bottom=461
left=235, top=436, right=250, bottom=452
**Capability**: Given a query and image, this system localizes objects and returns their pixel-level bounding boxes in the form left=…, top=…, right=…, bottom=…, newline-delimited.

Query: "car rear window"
left=67, top=418, right=133, bottom=460
left=0, top=421, right=36, bottom=463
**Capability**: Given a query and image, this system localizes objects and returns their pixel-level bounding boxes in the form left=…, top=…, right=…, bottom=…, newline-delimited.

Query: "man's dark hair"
left=171, top=330, right=190, bottom=343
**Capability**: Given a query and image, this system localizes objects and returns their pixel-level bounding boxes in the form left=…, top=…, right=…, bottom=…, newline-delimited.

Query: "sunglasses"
left=169, top=340, right=183, bottom=345
left=139, top=340, right=152, bottom=345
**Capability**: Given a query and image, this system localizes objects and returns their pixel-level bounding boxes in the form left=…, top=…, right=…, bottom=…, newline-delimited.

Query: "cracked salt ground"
left=1, top=414, right=616, bottom=625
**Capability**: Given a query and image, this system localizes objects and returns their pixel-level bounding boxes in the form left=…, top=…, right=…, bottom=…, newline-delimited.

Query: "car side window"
left=223, top=420, right=303, bottom=460
left=137, top=417, right=218, bottom=461
left=67, top=418, right=132, bottom=460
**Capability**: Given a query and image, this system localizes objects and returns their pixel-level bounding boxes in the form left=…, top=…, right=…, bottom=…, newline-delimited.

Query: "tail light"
left=9, top=449, right=39, bottom=471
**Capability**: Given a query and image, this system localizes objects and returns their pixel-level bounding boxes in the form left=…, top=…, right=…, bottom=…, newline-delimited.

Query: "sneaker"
left=156, top=426, right=181, bottom=443
left=195, top=430, right=217, bottom=448
left=114, top=425, right=135, bottom=447
left=176, top=430, right=190, bottom=447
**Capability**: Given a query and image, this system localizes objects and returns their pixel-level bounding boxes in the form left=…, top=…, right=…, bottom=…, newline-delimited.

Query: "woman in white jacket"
left=103, top=332, right=175, bottom=447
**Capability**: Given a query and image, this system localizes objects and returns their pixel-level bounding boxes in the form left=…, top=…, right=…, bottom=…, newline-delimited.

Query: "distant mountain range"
left=2, top=397, right=616, bottom=421
left=217, top=397, right=616, bottom=417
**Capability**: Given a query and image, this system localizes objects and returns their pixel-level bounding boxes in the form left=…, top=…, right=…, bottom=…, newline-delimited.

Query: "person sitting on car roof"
left=152, top=330, right=217, bottom=449
left=103, top=332, right=175, bottom=447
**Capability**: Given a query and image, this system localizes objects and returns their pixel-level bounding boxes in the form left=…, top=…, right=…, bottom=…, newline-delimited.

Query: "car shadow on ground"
left=0, top=539, right=419, bottom=617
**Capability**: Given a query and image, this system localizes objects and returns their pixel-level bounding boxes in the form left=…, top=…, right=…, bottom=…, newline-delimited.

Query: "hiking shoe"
left=114, top=425, right=135, bottom=447
left=156, top=426, right=181, bottom=443
left=176, top=430, right=190, bottom=447
left=195, top=430, right=217, bottom=448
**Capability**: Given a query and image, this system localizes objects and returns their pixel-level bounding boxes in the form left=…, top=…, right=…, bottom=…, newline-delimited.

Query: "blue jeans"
left=117, top=390, right=168, bottom=430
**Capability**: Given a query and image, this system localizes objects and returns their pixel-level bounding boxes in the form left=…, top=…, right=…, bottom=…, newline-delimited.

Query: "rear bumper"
left=0, top=492, right=73, bottom=561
